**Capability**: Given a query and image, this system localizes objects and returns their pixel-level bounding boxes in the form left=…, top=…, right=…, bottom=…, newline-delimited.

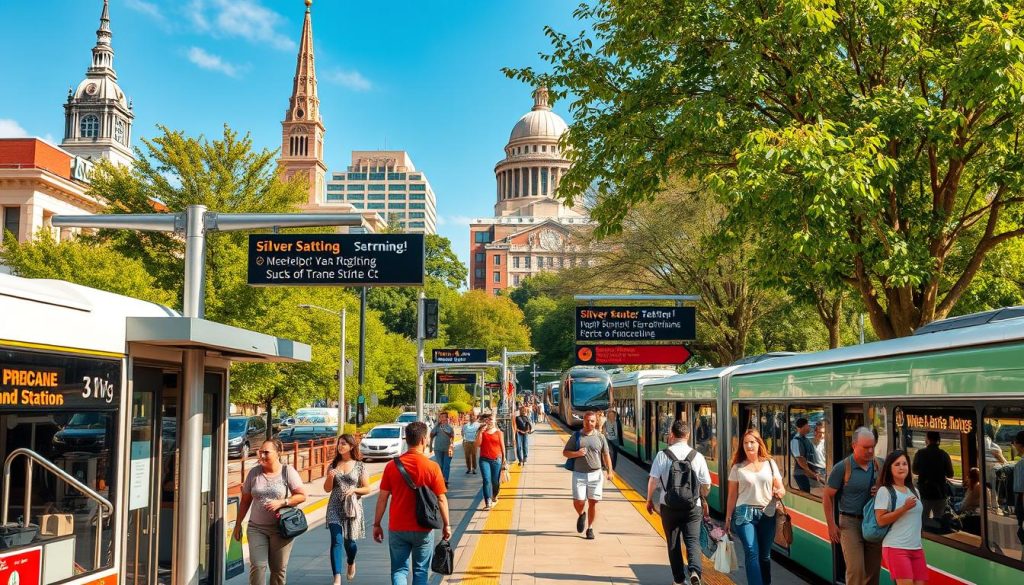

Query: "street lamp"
left=300, top=304, right=347, bottom=431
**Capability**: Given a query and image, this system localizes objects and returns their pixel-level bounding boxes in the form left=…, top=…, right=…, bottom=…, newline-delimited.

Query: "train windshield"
left=570, top=375, right=610, bottom=408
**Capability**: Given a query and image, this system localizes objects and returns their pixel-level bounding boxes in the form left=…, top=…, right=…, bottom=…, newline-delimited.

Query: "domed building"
left=60, top=0, right=135, bottom=167
left=469, top=88, right=594, bottom=295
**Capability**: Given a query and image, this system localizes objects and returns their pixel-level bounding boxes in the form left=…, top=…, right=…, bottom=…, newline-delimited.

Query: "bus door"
left=126, top=366, right=225, bottom=585
left=831, top=404, right=865, bottom=584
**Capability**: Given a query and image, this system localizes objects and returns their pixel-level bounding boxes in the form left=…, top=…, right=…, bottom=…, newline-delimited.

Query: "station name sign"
left=436, top=373, right=477, bottom=385
left=576, top=306, right=696, bottom=341
left=432, top=349, right=487, bottom=364
left=247, top=234, right=424, bottom=287
left=576, top=344, right=692, bottom=366
left=1, top=348, right=120, bottom=410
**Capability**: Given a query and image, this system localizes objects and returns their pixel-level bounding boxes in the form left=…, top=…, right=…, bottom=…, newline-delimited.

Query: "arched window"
left=80, top=115, right=99, bottom=138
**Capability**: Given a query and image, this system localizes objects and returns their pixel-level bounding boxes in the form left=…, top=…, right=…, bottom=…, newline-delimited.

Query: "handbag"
left=773, top=498, right=793, bottom=547
left=712, top=536, right=738, bottom=573
left=276, top=466, right=308, bottom=538
left=431, top=539, right=454, bottom=575
left=699, top=516, right=718, bottom=558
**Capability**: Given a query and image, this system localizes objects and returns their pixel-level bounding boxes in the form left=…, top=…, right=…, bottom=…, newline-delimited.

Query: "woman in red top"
left=474, top=413, right=507, bottom=510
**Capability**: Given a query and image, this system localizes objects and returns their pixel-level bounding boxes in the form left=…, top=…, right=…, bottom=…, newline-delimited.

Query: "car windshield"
left=65, top=413, right=108, bottom=429
left=570, top=376, right=610, bottom=408
left=397, top=414, right=416, bottom=422
left=228, top=418, right=250, bottom=433
left=368, top=427, right=401, bottom=439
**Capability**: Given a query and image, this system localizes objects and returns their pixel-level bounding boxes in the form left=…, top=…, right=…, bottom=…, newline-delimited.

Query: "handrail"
left=2, top=448, right=112, bottom=567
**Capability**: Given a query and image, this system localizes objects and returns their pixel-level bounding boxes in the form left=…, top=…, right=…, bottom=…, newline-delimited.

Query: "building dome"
left=508, top=87, right=567, bottom=142
left=72, top=76, right=128, bottom=108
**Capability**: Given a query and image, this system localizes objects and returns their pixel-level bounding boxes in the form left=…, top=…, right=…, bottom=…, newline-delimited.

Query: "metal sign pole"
left=416, top=291, right=426, bottom=421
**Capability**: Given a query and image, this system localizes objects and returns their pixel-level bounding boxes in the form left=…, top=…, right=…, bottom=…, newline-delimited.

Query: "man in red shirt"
left=373, top=421, right=452, bottom=585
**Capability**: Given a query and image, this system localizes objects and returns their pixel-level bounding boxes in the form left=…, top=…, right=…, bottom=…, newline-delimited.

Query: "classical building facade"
left=469, top=88, right=594, bottom=295
left=325, top=151, right=438, bottom=234
left=60, top=0, right=135, bottom=167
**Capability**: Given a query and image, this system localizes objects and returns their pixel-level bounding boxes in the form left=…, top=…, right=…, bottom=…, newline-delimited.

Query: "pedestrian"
left=233, top=438, right=307, bottom=585
left=461, top=411, right=480, bottom=474
left=373, top=421, right=452, bottom=585
left=791, top=417, right=825, bottom=493
left=604, top=410, right=620, bottom=470
left=323, top=434, right=370, bottom=584
left=430, top=411, right=455, bottom=485
left=813, top=419, right=828, bottom=466
left=873, top=449, right=927, bottom=585
left=725, top=429, right=784, bottom=585
left=646, top=420, right=711, bottom=585
left=563, top=410, right=614, bottom=539
left=911, top=431, right=954, bottom=520
left=514, top=405, right=533, bottom=465
left=475, top=413, right=508, bottom=510
left=538, top=400, right=547, bottom=423
left=823, top=426, right=883, bottom=585
left=531, top=400, right=539, bottom=424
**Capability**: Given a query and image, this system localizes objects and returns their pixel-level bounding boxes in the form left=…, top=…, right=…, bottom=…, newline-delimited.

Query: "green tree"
left=445, top=290, right=533, bottom=357
left=524, top=295, right=577, bottom=370
left=509, top=1, right=1024, bottom=338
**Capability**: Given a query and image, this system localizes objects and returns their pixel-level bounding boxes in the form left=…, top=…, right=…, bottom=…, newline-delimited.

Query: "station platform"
left=228, top=421, right=806, bottom=585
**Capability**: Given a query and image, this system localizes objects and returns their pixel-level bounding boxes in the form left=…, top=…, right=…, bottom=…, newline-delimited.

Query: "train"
left=556, top=367, right=612, bottom=428
left=538, top=381, right=560, bottom=414
left=607, top=308, right=1024, bottom=584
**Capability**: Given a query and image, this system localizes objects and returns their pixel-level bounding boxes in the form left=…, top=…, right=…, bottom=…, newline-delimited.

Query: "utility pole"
left=416, top=291, right=426, bottom=420
left=358, top=286, right=367, bottom=424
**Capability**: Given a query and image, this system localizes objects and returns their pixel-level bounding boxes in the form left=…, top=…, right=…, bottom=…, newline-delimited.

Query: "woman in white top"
left=726, top=429, right=785, bottom=585
left=874, top=449, right=927, bottom=584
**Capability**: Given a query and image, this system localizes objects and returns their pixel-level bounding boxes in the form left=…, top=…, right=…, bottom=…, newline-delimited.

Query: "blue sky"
left=0, top=0, right=580, bottom=267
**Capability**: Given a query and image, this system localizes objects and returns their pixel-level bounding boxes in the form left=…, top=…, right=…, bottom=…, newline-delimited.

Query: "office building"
left=325, top=151, right=437, bottom=234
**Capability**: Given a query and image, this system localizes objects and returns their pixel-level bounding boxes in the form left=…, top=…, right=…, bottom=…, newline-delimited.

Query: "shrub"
left=444, top=401, right=472, bottom=414
left=365, top=406, right=402, bottom=424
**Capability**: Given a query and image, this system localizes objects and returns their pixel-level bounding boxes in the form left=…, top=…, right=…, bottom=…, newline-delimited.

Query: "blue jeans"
left=515, top=433, right=529, bottom=462
left=480, top=456, right=502, bottom=502
left=731, top=505, right=777, bottom=585
left=327, top=523, right=357, bottom=574
left=388, top=530, right=433, bottom=585
left=434, top=451, right=453, bottom=482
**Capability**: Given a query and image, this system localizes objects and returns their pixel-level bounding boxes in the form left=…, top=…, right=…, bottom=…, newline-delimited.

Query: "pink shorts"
left=882, top=547, right=929, bottom=581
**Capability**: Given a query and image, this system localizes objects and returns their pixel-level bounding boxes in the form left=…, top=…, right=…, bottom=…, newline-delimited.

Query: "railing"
left=2, top=448, right=112, bottom=567
left=228, top=435, right=353, bottom=495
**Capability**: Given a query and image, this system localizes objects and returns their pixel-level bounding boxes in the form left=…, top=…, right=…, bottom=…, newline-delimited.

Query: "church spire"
left=279, top=0, right=327, bottom=205
left=91, top=0, right=115, bottom=75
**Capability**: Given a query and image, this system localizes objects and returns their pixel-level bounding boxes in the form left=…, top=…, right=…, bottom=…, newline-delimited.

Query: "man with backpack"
left=374, top=421, right=452, bottom=585
left=645, top=420, right=711, bottom=585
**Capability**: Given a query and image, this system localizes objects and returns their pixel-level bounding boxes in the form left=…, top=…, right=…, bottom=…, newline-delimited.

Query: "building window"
left=493, top=271, right=501, bottom=283
left=410, top=203, right=425, bottom=210
left=410, top=212, right=425, bottom=219
left=347, top=173, right=367, bottom=180
left=542, top=145, right=547, bottom=152
left=368, top=194, right=385, bottom=201
left=369, top=172, right=385, bottom=180
left=524, top=256, right=531, bottom=269
left=347, top=184, right=364, bottom=191
left=352, top=203, right=364, bottom=209
left=3, top=206, right=20, bottom=241
left=409, top=174, right=422, bottom=180
left=387, top=173, right=406, bottom=180
left=474, top=231, right=492, bottom=244
left=513, top=275, right=520, bottom=286
left=513, top=256, right=520, bottom=268
left=347, top=193, right=364, bottom=200
left=475, top=268, right=483, bottom=279
left=367, top=203, right=385, bottom=210
left=409, top=221, right=425, bottom=228
left=558, top=256, right=565, bottom=268
left=327, top=184, right=344, bottom=191
left=475, top=253, right=485, bottom=264
left=389, top=184, right=407, bottom=191
left=410, top=184, right=426, bottom=191
left=541, top=168, right=549, bottom=194
left=114, top=118, right=126, bottom=144
left=532, top=168, right=539, bottom=194
left=389, top=203, right=406, bottom=209
left=388, top=193, right=405, bottom=200
left=326, top=193, right=343, bottom=201
left=409, top=193, right=426, bottom=200
left=80, top=114, right=99, bottom=138
left=368, top=184, right=385, bottom=191
left=493, top=256, right=501, bottom=266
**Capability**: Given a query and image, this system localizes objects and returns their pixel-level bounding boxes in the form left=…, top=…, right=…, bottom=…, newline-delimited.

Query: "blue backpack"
left=563, top=431, right=581, bottom=470
left=861, top=485, right=898, bottom=543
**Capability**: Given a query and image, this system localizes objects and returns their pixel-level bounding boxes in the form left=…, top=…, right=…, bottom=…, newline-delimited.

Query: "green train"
left=608, top=310, right=1024, bottom=584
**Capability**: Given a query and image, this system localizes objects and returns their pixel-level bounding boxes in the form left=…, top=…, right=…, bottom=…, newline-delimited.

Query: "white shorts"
left=571, top=470, right=604, bottom=501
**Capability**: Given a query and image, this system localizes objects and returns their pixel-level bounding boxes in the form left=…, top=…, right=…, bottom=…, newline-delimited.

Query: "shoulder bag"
left=276, top=465, right=308, bottom=538
left=563, top=431, right=581, bottom=470
left=431, top=539, right=454, bottom=575
left=394, top=456, right=443, bottom=529
left=767, top=459, right=792, bottom=546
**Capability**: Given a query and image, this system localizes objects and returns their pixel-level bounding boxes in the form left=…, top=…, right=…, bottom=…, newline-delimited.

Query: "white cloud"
left=125, top=0, right=165, bottom=22
left=187, top=47, right=241, bottom=77
left=323, top=68, right=373, bottom=92
left=0, top=119, right=29, bottom=138
left=187, top=0, right=295, bottom=51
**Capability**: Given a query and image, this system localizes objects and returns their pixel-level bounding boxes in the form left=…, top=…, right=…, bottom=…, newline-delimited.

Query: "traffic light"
left=423, top=298, right=439, bottom=339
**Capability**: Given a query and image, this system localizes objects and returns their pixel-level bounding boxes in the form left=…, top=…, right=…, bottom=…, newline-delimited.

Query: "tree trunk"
left=265, top=398, right=273, bottom=438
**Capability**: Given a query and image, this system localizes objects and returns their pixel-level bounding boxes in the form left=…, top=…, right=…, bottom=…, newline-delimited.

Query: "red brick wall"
left=0, top=139, right=71, bottom=180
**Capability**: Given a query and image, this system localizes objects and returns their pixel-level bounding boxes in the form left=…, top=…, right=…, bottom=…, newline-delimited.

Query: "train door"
left=831, top=404, right=865, bottom=584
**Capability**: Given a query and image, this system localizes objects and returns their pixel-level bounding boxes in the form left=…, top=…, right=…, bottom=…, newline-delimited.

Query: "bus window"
left=695, top=403, right=717, bottom=461
left=789, top=405, right=827, bottom=497
left=656, top=402, right=674, bottom=451
left=760, top=403, right=786, bottom=461
left=982, top=406, right=1024, bottom=561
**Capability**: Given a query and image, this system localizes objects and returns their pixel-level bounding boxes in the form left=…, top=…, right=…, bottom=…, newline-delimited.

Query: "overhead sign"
left=575, top=344, right=692, bottom=366
left=1, top=348, right=120, bottom=410
left=247, top=233, right=424, bottom=287
left=485, top=382, right=500, bottom=390
left=431, top=348, right=487, bottom=364
left=436, top=373, right=477, bottom=385
left=576, top=306, right=696, bottom=341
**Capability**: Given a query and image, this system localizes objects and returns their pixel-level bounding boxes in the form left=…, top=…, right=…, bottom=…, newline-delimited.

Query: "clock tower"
left=279, top=0, right=327, bottom=204
left=61, top=0, right=135, bottom=167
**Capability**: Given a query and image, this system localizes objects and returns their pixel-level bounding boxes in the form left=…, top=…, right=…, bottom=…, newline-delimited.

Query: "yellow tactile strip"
left=547, top=420, right=735, bottom=585
left=458, top=462, right=524, bottom=584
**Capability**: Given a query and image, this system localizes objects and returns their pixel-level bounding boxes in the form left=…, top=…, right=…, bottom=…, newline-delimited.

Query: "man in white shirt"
left=645, top=420, right=712, bottom=585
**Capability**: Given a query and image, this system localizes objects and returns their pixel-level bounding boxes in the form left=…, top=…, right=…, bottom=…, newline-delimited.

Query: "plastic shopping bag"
left=712, top=536, right=738, bottom=573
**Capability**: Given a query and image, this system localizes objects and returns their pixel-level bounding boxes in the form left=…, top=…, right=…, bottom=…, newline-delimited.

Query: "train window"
left=759, top=403, right=786, bottom=462
left=694, top=403, right=717, bottom=461
left=894, top=405, right=980, bottom=548
left=656, top=402, right=674, bottom=451
left=788, top=405, right=828, bottom=497
left=982, top=406, right=1024, bottom=561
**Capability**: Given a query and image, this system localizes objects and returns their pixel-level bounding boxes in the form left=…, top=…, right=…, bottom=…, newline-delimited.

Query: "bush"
left=365, top=406, right=402, bottom=425
left=445, top=401, right=472, bottom=415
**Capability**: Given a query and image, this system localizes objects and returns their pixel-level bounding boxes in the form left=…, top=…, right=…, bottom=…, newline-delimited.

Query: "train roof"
left=732, top=308, right=1024, bottom=378
left=645, top=365, right=739, bottom=388
left=611, top=369, right=678, bottom=386
left=563, top=366, right=611, bottom=378
left=0, top=272, right=177, bottom=355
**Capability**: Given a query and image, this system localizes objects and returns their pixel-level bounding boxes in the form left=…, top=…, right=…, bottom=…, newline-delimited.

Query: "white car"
left=395, top=412, right=433, bottom=432
left=360, top=424, right=408, bottom=461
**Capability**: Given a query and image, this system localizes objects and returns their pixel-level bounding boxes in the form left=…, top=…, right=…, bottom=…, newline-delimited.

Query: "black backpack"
left=394, top=456, right=443, bottom=529
left=661, top=448, right=700, bottom=512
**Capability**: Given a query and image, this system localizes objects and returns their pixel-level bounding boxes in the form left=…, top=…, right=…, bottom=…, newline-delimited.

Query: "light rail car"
left=557, top=367, right=611, bottom=428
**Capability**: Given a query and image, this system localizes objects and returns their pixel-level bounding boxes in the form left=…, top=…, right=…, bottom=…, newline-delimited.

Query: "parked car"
left=361, top=424, right=408, bottom=461
left=52, top=412, right=112, bottom=454
left=272, top=415, right=295, bottom=434
left=276, top=425, right=338, bottom=444
left=227, top=416, right=269, bottom=458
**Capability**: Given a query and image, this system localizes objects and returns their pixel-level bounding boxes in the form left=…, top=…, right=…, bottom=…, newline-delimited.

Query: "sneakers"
left=483, top=500, right=491, bottom=511
left=472, top=469, right=477, bottom=474
left=576, top=513, right=587, bottom=533
left=688, top=574, right=701, bottom=585
left=465, top=468, right=471, bottom=474
left=585, top=528, right=595, bottom=540
left=492, top=496, right=499, bottom=505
